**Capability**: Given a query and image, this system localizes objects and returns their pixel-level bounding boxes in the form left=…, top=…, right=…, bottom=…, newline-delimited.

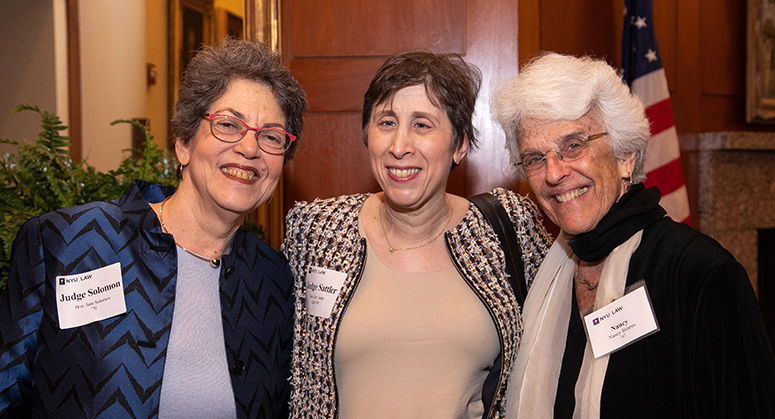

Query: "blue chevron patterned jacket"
left=0, top=181, right=294, bottom=418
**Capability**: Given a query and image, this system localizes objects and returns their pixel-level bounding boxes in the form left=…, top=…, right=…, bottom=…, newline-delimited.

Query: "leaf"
left=0, top=107, right=185, bottom=293
left=14, top=105, right=71, bottom=156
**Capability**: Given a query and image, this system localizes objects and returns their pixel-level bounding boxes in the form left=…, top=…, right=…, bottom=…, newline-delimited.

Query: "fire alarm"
left=147, top=63, right=157, bottom=86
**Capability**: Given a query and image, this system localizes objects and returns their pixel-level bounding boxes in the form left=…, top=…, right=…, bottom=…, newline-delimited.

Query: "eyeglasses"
left=517, top=132, right=608, bottom=175
left=203, top=113, right=296, bottom=155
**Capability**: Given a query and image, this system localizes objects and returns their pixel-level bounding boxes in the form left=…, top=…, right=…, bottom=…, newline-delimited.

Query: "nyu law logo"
left=590, top=305, right=623, bottom=327
left=58, top=273, right=93, bottom=286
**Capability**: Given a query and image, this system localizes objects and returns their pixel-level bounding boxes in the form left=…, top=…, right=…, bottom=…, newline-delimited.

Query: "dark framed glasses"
left=203, top=113, right=296, bottom=155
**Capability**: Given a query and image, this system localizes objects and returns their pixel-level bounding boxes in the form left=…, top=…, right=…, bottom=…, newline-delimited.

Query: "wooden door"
left=281, top=0, right=524, bottom=212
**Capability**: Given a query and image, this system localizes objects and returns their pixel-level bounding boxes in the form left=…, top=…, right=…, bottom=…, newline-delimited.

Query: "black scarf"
left=567, top=183, right=666, bottom=262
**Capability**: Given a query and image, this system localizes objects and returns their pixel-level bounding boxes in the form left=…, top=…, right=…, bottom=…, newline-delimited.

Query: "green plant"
left=0, top=105, right=179, bottom=293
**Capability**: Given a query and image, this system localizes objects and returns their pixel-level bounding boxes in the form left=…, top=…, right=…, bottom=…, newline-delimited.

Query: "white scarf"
left=505, top=230, right=642, bottom=419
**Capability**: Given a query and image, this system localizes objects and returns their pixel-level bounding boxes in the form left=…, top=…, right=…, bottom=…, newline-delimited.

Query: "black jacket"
left=556, top=217, right=775, bottom=418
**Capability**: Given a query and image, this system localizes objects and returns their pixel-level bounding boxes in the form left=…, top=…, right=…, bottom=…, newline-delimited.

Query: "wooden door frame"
left=66, top=0, right=82, bottom=162
left=244, top=0, right=285, bottom=250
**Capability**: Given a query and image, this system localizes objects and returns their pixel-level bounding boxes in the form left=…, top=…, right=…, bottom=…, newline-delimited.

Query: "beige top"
left=334, top=243, right=500, bottom=418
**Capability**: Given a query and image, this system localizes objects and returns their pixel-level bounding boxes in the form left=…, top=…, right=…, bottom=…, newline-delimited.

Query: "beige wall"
left=0, top=0, right=65, bottom=155
left=78, top=0, right=145, bottom=172
left=2, top=0, right=245, bottom=168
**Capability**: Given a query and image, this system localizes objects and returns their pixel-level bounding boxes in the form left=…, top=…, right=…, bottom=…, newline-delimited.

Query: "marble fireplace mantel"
left=680, top=131, right=775, bottom=291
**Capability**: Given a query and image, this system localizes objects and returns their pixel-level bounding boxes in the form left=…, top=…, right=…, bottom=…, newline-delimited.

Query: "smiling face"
left=367, top=84, right=468, bottom=211
left=521, top=114, right=635, bottom=236
left=175, top=78, right=286, bottom=217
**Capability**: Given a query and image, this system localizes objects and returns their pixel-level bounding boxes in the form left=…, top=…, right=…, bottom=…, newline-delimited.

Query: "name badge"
left=583, top=280, right=659, bottom=358
left=56, top=263, right=127, bottom=329
left=305, top=266, right=347, bottom=319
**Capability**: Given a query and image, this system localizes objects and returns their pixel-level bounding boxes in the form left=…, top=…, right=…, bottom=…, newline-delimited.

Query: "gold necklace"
left=159, top=196, right=221, bottom=268
left=575, top=260, right=598, bottom=290
left=379, top=198, right=453, bottom=253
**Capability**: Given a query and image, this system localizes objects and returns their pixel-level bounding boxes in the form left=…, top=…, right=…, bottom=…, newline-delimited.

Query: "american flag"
left=622, top=0, right=691, bottom=225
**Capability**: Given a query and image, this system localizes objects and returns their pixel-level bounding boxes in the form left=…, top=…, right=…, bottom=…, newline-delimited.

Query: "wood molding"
left=66, top=0, right=81, bottom=162
left=168, top=0, right=215, bottom=149
left=244, top=0, right=280, bottom=51
left=518, top=0, right=541, bottom=64
left=244, top=0, right=285, bottom=250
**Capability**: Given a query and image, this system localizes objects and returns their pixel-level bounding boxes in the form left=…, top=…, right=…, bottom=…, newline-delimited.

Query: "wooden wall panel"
left=537, top=0, right=621, bottom=64
left=284, top=113, right=377, bottom=201
left=282, top=0, right=521, bottom=212
left=289, top=0, right=465, bottom=57
left=671, top=0, right=702, bottom=134
left=291, top=58, right=385, bottom=112
left=653, top=0, right=677, bottom=91
left=700, top=95, right=751, bottom=132
left=518, top=0, right=540, bottom=64
left=520, top=0, right=678, bottom=89
left=461, top=0, right=520, bottom=195
left=700, top=0, right=745, bottom=97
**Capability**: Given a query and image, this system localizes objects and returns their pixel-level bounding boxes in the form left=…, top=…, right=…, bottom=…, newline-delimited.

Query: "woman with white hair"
left=493, top=52, right=775, bottom=418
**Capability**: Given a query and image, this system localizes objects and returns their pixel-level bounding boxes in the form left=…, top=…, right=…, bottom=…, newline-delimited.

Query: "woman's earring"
left=177, top=164, right=187, bottom=180
left=622, top=175, right=632, bottom=194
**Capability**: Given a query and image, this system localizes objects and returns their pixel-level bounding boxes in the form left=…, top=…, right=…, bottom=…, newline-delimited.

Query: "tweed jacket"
left=282, top=188, right=552, bottom=419
left=0, top=181, right=295, bottom=419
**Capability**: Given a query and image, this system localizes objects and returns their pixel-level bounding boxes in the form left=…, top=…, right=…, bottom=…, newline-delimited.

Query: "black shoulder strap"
left=468, top=193, right=527, bottom=306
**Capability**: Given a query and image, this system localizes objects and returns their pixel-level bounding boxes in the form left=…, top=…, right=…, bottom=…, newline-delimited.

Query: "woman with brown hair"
left=284, top=51, right=551, bottom=419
